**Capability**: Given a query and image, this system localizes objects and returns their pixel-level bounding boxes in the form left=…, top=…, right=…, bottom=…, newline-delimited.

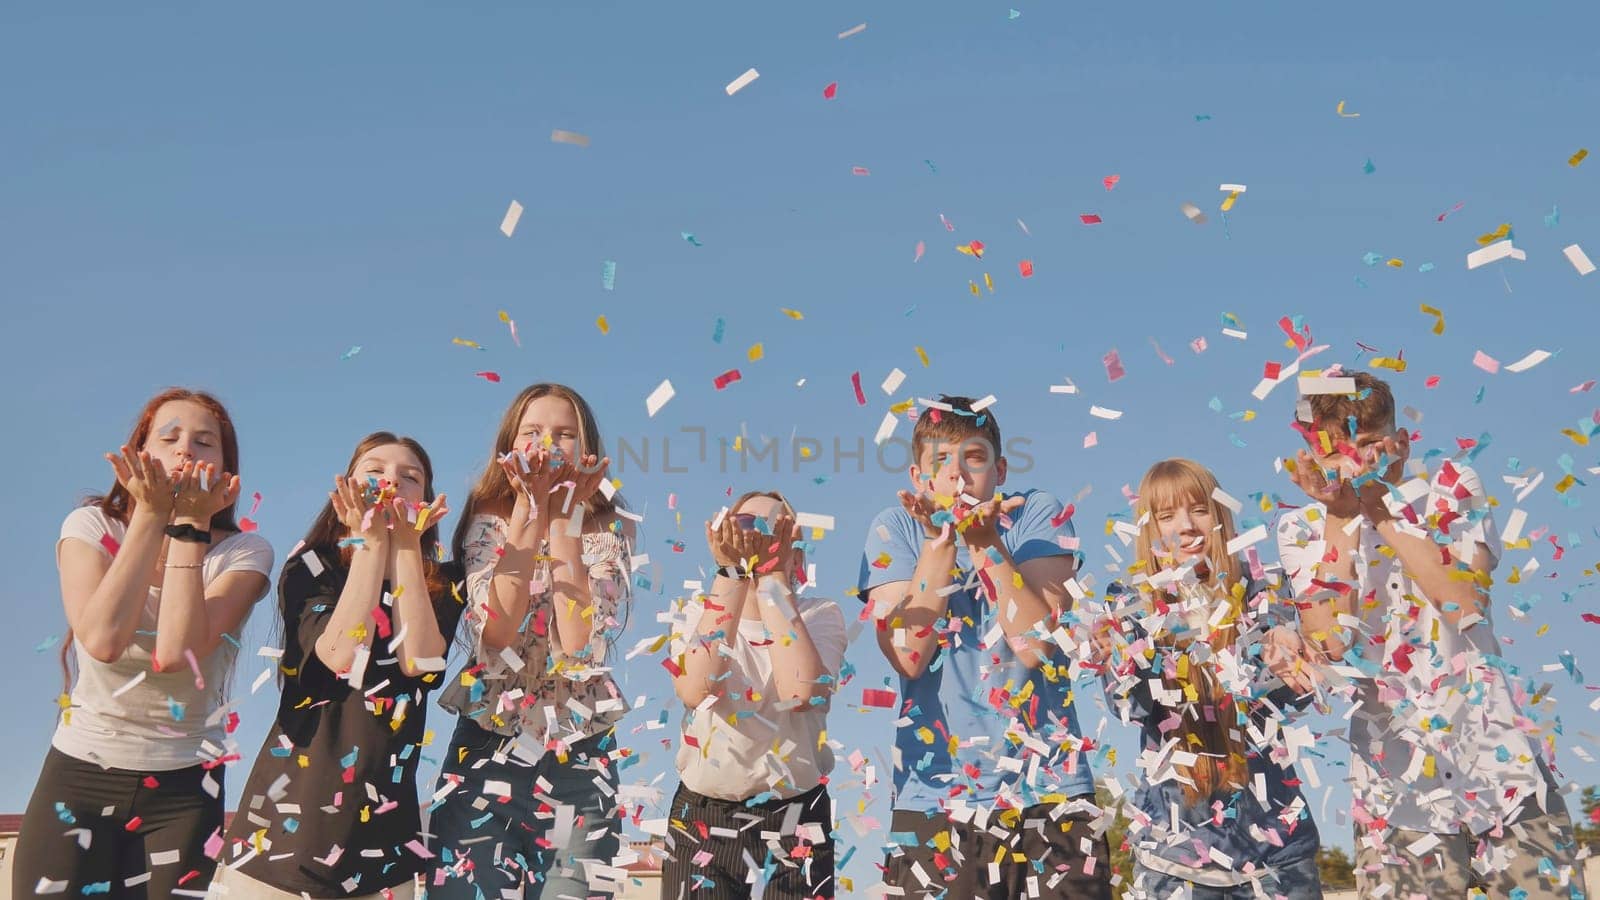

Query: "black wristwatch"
left=165, top=523, right=212, bottom=544
left=714, top=565, right=748, bottom=579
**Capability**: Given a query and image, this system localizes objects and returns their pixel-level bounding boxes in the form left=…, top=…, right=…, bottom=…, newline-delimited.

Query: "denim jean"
left=1129, top=853, right=1323, bottom=900
left=423, top=719, right=621, bottom=899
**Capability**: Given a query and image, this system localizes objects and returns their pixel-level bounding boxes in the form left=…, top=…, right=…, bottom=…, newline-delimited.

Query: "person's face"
left=351, top=443, right=428, bottom=506
left=515, top=395, right=583, bottom=465
left=909, top=438, right=1006, bottom=501
left=1154, top=496, right=1215, bottom=565
left=143, top=400, right=226, bottom=474
left=1310, top=422, right=1408, bottom=480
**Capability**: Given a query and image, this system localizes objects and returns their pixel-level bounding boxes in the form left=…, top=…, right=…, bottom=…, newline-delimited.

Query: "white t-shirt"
left=53, top=506, right=274, bottom=771
left=671, top=587, right=847, bottom=801
left=1277, top=462, right=1548, bottom=834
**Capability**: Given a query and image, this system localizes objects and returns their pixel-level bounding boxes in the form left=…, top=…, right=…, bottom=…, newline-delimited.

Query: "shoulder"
left=1011, top=488, right=1061, bottom=510
left=867, top=504, right=915, bottom=539
left=60, top=504, right=115, bottom=546
left=214, top=530, right=274, bottom=564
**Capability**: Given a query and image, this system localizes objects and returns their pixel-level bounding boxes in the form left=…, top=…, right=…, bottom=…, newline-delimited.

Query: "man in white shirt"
left=1276, top=371, right=1579, bottom=899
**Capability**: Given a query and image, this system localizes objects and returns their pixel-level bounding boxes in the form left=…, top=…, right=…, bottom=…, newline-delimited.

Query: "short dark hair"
left=1307, top=372, right=1396, bottom=437
left=911, top=395, right=1002, bottom=464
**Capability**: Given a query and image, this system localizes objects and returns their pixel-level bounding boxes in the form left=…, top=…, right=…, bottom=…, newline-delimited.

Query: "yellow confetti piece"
left=915, top=726, right=935, bottom=744
left=1537, top=623, right=1550, bottom=636
left=780, top=308, right=804, bottom=320
left=414, top=506, right=432, bottom=533
left=498, top=310, right=511, bottom=323
left=596, top=315, right=610, bottom=335
left=890, top=399, right=915, bottom=414
left=1386, top=258, right=1404, bottom=268
left=1476, top=223, right=1512, bottom=246
left=1420, top=303, right=1445, bottom=335
left=983, top=272, right=994, bottom=293
left=1555, top=474, right=1577, bottom=494
left=1561, top=429, right=1590, bottom=446
left=1317, top=430, right=1333, bottom=455
left=451, top=337, right=482, bottom=349
left=1238, top=409, right=1257, bottom=422
left=914, top=346, right=930, bottom=367
left=1422, top=755, right=1436, bottom=778
left=969, top=281, right=980, bottom=297
left=748, top=342, right=764, bottom=361
left=297, top=754, right=310, bottom=768
left=1572, top=149, right=1590, bottom=168
left=360, top=806, right=371, bottom=824
left=1220, top=190, right=1240, bottom=212
left=1371, top=357, right=1408, bottom=373
left=1335, top=99, right=1360, bottom=117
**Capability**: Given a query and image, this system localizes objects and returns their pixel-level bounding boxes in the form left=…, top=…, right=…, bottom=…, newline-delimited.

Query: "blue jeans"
left=1130, top=853, right=1323, bottom=899
left=424, top=719, right=621, bottom=899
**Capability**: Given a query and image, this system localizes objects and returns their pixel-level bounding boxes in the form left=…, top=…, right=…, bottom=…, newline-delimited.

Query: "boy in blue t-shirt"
left=858, top=395, right=1111, bottom=899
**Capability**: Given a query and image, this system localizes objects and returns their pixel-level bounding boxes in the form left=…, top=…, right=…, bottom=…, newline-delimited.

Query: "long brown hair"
left=88, top=387, right=242, bottom=532
left=62, top=387, right=243, bottom=693
left=452, top=383, right=623, bottom=561
left=1133, top=458, right=1250, bottom=804
left=297, top=432, right=449, bottom=596
left=729, top=490, right=808, bottom=587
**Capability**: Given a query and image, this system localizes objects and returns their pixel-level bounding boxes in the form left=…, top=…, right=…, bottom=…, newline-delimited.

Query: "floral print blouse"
left=438, top=513, right=633, bottom=743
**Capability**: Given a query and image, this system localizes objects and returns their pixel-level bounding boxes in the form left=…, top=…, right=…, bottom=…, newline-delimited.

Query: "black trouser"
left=13, top=747, right=224, bottom=899
left=882, top=804, right=1112, bottom=900
left=661, top=782, right=835, bottom=900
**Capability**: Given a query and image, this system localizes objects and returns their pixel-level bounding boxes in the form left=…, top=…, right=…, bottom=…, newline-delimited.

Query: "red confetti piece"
left=100, top=533, right=121, bottom=556
left=822, top=81, right=837, bottom=99
left=125, top=817, right=143, bottom=832
left=1580, top=613, right=1600, bottom=624
left=851, top=166, right=871, bottom=176
left=475, top=371, right=501, bottom=383
left=968, top=240, right=985, bottom=258
left=861, top=688, right=897, bottom=708
left=1425, top=376, right=1441, bottom=388
left=1264, top=361, right=1282, bottom=380
left=142, top=776, right=160, bottom=788
left=239, top=518, right=258, bottom=533
left=851, top=371, right=866, bottom=406
left=1050, top=504, right=1075, bottom=528
left=1103, top=174, right=1120, bottom=191
left=1080, top=214, right=1103, bottom=225
left=713, top=369, right=742, bottom=390
left=1018, top=260, right=1034, bottom=278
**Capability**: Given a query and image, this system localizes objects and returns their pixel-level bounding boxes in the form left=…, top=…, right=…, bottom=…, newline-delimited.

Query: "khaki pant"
left=1353, top=797, right=1580, bottom=899
left=206, top=864, right=418, bottom=899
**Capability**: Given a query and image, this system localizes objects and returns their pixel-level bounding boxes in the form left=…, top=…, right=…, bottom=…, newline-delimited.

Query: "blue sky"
left=5, top=0, right=1600, bottom=891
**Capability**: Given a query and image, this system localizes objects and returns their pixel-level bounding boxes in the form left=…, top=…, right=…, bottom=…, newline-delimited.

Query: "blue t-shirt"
left=856, top=489, right=1096, bottom=812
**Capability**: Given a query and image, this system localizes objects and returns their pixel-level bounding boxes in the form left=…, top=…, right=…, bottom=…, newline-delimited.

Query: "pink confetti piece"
left=1102, top=348, right=1126, bottom=382
left=1190, top=337, right=1208, bottom=354
left=1435, top=201, right=1465, bottom=222
left=1472, top=350, right=1501, bottom=374
left=850, top=371, right=867, bottom=406
left=822, top=82, right=838, bottom=99
left=1103, top=174, right=1120, bottom=191
left=475, top=371, right=501, bottom=383
left=1572, top=381, right=1596, bottom=393
left=913, top=240, right=925, bottom=262
left=861, top=688, right=897, bottom=707
left=1083, top=432, right=1098, bottom=448
left=184, top=648, right=204, bottom=690
left=851, top=166, right=871, bottom=176
left=1080, top=213, right=1103, bottom=225
left=940, top=213, right=955, bottom=231
left=1018, top=259, right=1034, bottom=278
left=1149, top=337, right=1174, bottom=365
left=100, top=533, right=121, bottom=556
left=713, top=369, right=742, bottom=391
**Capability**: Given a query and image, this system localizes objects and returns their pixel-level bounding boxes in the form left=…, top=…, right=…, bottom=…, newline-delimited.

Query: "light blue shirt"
left=857, top=489, right=1095, bottom=812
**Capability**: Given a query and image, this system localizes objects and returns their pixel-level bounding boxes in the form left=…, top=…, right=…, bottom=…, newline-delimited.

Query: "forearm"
left=877, top=540, right=957, bottom=677
left=675, top=574, right=747, bottom=704
left=968, top=542, right=1056, bottom=667
left=315, top=545, right=389, bottom=672
left=481, top=542, right=541, bottom=650
left=546, top=522, right=595, bottom=656
left=392, top=546, right=446, bottom=675
left=755, top=579, right=831, bottom=702
left=76, top=510, right=168, bottom=659
left=1373, top=517, right=1487, bottom=623
left=1298, top=517, right=1360, bottom=657
left=152, top=521, right=212, bottom=670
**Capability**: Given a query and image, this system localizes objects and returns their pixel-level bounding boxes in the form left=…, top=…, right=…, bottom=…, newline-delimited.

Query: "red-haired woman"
left=209, top=432, right=461, bottom=900
left=428, top=383, right=636, bottom=900
left=14, top=388, right=274, bottom=897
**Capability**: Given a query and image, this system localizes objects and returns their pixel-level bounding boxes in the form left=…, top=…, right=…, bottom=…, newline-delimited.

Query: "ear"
left=908, top=464, right=926, bottom=495
left=994, top=455, right=1008, bottom=487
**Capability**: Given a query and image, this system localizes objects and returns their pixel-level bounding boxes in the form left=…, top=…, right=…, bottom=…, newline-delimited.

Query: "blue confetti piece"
left=1228, top=433, right=1247, bottom=448
left=1362, top=157, right=1376, bottom=174
left=1418, top=262, right=1435, bottom=273
left=904, top=305, right=917, bottom=317
left=1195, top=114, right=1212, bottom=121
left=168, top=697, right=185, bottom=722
left=340, top=747, right=360, bottom=768
left=1208, top=397, right=1223, bottom=412
left=1008, top=8, right=1020, bottom=18
left=1362, top=252, right=1382, bottom=267
left=34, top=634, right=60, bottom=652
left=340, top=345, right=362, bottom=360
left=1545, top=205, right=1561, bottom=228
left=1474, top=386, right=1486, bottom=404
left=83, top=883, right=112, bottom=895
left=681, top=232, right=702, bottom=247
left=924, top=159, right=938, bottom=174
left=284, top=817, right=300, bottom=833
left=712, top=317, right=725, bottom=344
left=601, top=260, right=616, bottom=291
left=1354, top=276, right=1369, bottom=288
left=54, top=801, right=75, bottom=825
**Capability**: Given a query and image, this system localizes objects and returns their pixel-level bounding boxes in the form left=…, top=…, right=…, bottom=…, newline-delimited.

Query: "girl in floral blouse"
left=427, top=383, right=636, bottom=900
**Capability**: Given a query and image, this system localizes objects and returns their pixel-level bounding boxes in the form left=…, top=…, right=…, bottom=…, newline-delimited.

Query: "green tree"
left=1095, top=785, right=1134, bottom=899
left=1316, top=846, right=1356, bottom=891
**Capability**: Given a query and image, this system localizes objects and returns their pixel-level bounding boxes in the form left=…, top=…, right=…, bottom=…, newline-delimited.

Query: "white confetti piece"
left=1221, top=327, right=1248, bottom=340
left=873, top=410, right=898, bottom=445
left=499, top=200, right=523, bottom=238
left=724, top=68, right=760, bottom=96
left=794, top=512, right=835, bottom=531
left=1297, top=375, right=1356, bottom=395
left=970, top=393, right=998, bottom=412
left=550, top=129, right=590, bottom=147
left=1504, top=349, right=1554, bottom=373
left=1564, top=243, right=1596, bottom=275
left=1466, top=239, right=1525, bottom=269
left=1225, top=524, right=1268, bottom=554
left=1217, top=183, right=1248, bottom=193
left=1180, top=202, right=1207, bottom=224
left=1089, top=405, right=1123, bottom=420
left=1210, top=487, right=1243, bottom=514
left=881, top=368, right=906, bottom=394
left=1502, top=508, right=1528, bottom=545
left=645, top=379, right=675, bottom=417
left=838, top=22, right=867, bottom=38
left=111, top=670, right=147, bottom=699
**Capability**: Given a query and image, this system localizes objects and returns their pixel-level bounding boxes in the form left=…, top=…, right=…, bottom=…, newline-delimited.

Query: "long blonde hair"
left=1132, top=458, right=1250, bottom=804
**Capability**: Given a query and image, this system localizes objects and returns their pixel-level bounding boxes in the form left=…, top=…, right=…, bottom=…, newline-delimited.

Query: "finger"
left=107, top=452, right=133, bottom=486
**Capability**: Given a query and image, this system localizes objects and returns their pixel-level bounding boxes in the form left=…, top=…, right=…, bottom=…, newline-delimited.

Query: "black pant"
left=13, top=747, right=224, bottom=898
left=661, top=782, right=835, bottom=900
left=882, top=805, right=1112, bottom=900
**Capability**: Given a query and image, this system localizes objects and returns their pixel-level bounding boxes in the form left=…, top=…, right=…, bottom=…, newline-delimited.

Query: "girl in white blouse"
left=428, top=383, right=636, bottom=900
left=14, top=388, right=273, bottom=898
